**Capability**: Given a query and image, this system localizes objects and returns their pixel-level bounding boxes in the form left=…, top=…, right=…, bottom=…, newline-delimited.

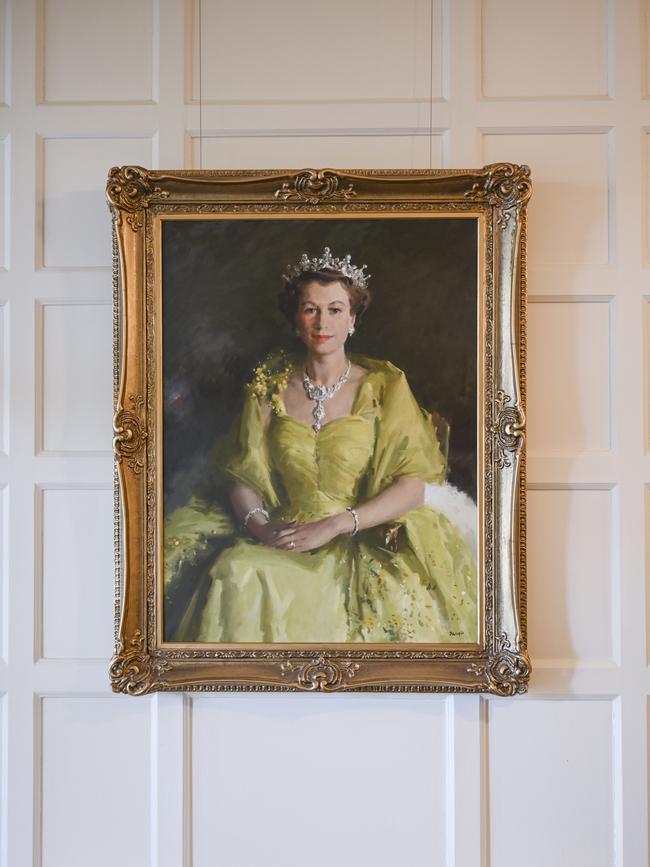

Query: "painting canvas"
left=163, top=215, right=478, bottom=645
left=108, top=166, right=530, bottom=694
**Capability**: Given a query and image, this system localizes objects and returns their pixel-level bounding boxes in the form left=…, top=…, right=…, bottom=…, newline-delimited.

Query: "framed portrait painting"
left=107, top=165, right=531, bottom=694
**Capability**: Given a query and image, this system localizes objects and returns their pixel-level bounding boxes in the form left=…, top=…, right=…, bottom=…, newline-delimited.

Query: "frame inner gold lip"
left=152, top=208, right=487, bottom=655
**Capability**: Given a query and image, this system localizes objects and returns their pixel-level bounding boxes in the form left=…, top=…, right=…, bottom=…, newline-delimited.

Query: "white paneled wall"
left=37, top=0, right=156, bottom=105
left=38, top=695, right=152, bottom=867
left=36, top=300, right=112, bottom=453
left=37, top=485, right=113, bottom=660
left=527, top=300, right=612, bottom=453
left=482, top=131, right=612, bottom=265
left=488, top=699, right=617, bottom=867
left=527, top=486, right=616, bottom=665
left=0, top=302, right=6, bottom=454
left=645, top=130, right=650, bottom=264
left=2, top=1, right=648, bottom=865
left=191, top=694, right=451, bottom=867
left=39, top=137, right=154, bottom=268
left=481, top=0, right=611, bottom=99
left=188, top=0, right=442, bottom=103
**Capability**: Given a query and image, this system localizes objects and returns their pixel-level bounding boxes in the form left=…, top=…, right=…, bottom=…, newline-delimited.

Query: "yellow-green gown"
left=166, top=356, right=477, bottom=644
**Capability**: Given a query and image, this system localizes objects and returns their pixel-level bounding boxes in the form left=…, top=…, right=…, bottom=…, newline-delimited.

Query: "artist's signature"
left=449, top=631, right=464, bottom=637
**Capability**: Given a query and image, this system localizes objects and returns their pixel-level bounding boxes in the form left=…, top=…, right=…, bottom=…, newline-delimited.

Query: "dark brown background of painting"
left=162, top=217, right=478, bottom=510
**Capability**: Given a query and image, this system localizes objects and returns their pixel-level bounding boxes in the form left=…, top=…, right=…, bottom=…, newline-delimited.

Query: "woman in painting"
left=165, top=248, right=477, bottom=644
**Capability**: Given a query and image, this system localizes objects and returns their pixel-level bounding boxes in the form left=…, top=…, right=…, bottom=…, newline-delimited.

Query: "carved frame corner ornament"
left=110, top=630, right=172, bottom=696
left=468, top=634, right=531, bottom=696
left=274, top=169, right=357, bottom=204
left=106, top=165, right=170, bottom=231
left=109, top=164, right=530, bottom=695
left=465, top=162, right=532, bottom=229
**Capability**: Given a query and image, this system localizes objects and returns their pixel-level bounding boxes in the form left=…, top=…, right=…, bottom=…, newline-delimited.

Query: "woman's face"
left=295, top=278, right=356, bottom=358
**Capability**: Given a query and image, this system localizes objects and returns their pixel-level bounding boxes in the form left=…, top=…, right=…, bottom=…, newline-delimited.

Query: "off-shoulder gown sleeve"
left=350, top=360, right=477, bottom=642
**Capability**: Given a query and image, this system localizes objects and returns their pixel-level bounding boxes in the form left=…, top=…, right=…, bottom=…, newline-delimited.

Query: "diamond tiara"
left=282, top=247, right=371, bottom=289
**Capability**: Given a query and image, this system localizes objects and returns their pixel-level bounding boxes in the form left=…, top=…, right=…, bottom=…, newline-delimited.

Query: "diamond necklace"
left=302, top=360, right=351, bottom=432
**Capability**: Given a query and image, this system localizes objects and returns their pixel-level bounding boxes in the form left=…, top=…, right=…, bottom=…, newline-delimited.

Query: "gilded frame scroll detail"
left=108, top=165, right=531, bottom=695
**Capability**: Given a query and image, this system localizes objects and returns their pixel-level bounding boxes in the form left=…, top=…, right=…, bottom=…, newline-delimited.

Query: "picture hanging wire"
left=429, top=0, right=434, bottom=170
left=196, top=3, right=435, bottom=171
left=198, top=0, right=203, bottom=170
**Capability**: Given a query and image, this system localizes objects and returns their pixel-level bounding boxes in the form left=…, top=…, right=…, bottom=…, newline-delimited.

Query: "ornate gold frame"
left=107, top=165, right=531, bottom=695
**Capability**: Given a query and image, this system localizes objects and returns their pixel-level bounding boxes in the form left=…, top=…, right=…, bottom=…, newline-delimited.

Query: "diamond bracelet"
left=243, top=506, right=270, bottom=530
left=346, top=507, right=360, bottom=536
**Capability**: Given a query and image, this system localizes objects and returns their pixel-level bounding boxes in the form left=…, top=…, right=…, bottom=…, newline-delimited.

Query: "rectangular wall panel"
left=189, top=0, right=441, bottom=102
left=645, top=298, right=650, bottom=451
left=482, top=0, right=609, bottom=98
left=482, top=131, right=611, bottom=265
left=527, top=487, right=614, bottom=665
left=645, top=0, right=650, bottom=97
left=38, top=487, right=113, bottom=660
left=638, top=130, right=650, bottom=265
left=0, top=692, right=5, bottom=862
left=0, top=0, right=7, bottom=106
left=188, top=133, right=444, bottom=170
left=0, top=301, right=6, bottom=455
left=527, top=301, right=611, bottom=453
left=646, top=487, right=650, bottom=665
left=39, top=696, right=151, bottom=867
left=191, top=695, right=449, bottom=867
left=0, top=137, right=8, bottom=270
left=38, top=302, right=112, bottom=454
left=489, top=700, right=616, bottom=867
left=0, top=486, right=6, bottom=663
left=38, top=0, right=155, bottom=103
left=39, top=136, right=153, bottom=268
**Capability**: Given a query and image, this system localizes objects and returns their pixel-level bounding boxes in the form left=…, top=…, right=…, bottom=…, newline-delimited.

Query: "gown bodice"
left=268, top=412, right=375, bottom=522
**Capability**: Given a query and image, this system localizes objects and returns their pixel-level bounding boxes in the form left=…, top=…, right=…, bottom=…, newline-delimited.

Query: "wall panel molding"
left=639, top=126, right=650, bottom=267
left=35, top=299, right=112, bottom=457
left=481, top=0, right=611, bottom=100
left=488, top=698, right=618, bottom=867
left=0, top=0, right=9, bottom=108
left=0, top=485, right=6, bottom=665
left=0, top=691, right=6, bottom=867
left=639, top=0, right=650, bottom=99
left=35, top=135, right=154, bottom=271
left=481, top=128, right=613, bottom=266
left=34, top=484, right=113, bottom=662
left=36, top=0, right=157, bottom=105
left=644, top=298, right=650, bottom=453
left=36, top=694, right=153, bottom=867
left=527, top=483, right=619, bottom=670
left=527, top=298, right=613, bottom=455
left=190, top=694, right=450, bottom=867
left=0, top=300, right=7, bottom=457
left=185, top=0, right=443, bottom=105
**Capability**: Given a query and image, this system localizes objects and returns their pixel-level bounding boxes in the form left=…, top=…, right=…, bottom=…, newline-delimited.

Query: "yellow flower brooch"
left=247, top=350, right=293, bottom=415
